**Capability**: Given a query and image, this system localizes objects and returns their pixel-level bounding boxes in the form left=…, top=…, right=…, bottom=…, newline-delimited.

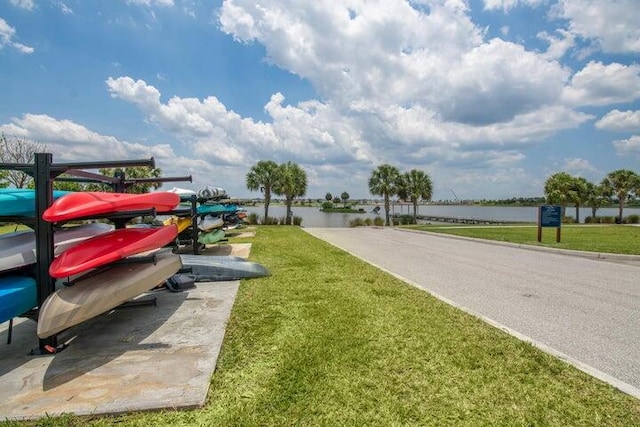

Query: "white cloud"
left=127, top=0, right=175, bottom=6
left=595, top=110, right=640, bottom=132
left=57, top=2, right=74, bottom=15
left=0, top=18, right=34, bottom=54
left=537, top=29, right=575, bottom=59
left=612, top=135, right=640, bottom=156
left=0, top=114, right=171, bottom=162
left=563, top=157, right=598, bottom=174
left=0, top=114, right=217, bottom=188
left=562, top=61, right=640, bottom=106
left=555, top=0, right=640, bottom=54
left=483, top=0, right=546, bottom=12
left=219, top=1, right=570, bottom=127
left=9, top=0, right=34, bottom=10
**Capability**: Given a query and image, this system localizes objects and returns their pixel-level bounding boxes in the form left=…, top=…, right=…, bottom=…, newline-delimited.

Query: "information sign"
left=539, top=205, right=562, bottom=228
left=537, top=205, right=562, bottom=242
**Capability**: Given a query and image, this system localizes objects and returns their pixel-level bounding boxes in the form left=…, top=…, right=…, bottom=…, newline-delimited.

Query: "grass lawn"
left=4, top=226, right=640, bottom=426
left=401, top=224, right=640, bottom=255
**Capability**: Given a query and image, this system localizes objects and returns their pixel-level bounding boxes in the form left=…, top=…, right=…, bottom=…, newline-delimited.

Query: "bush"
left=562, top=216, right=576, bottom=224
left=321, top=201, right=333, bottom=210
left=246, top=212, right=259, bottom=225
left=373, top=217, right=385, bottom=226
left=392, top=215, right=416, bottom=225
left=601, top=216, right=615, bottom=224
left=293, top=216, right=303, bottom=226
left=349, top=218, right=365, bottom=227
left=262, top=216, right=279, bottom=225
left=626, top=214, right=639, bottom=224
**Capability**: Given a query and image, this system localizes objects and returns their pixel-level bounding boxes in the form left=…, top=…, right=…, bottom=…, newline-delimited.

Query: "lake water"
left=244, top=204, right=640, bottom=228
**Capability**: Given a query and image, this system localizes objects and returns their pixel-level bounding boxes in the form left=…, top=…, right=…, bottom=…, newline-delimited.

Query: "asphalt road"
left=304, top=227, right=640, bottom=398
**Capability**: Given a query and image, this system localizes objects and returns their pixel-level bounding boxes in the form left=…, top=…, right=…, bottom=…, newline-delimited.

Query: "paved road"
left=304, top=227, right=640, bottom=397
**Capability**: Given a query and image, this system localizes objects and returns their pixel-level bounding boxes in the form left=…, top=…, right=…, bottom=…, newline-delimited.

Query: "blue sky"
left=0, top=0, right=639, bottom=201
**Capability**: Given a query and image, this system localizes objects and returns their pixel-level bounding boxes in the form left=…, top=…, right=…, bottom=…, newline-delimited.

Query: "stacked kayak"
left=34, top=191, right=182, bottom=337
left=0, top=189, right=100, bottom=323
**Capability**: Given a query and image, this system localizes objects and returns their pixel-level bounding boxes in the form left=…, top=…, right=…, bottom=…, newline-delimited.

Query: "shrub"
left=262, top=216, right=279, bottom=225
left=626, top=214, right=639, bottom=224
left=321, top=201, right=333, bottom=210
left=373, top=217, right=385, bottom=226
left=601, top=216, right=615, bottom=224
left=393, top=215, right=416, bottom=225
left=349, top=218, right=365, bottom=227
left=293, top=216, right=303, bottom=226
left=562, top=216, right=575, bottom=224
left=246, top=212, right=259, bottom=225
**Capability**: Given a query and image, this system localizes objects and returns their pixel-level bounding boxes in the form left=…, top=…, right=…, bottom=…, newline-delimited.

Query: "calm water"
left=245, top=204, right=640, bottom=228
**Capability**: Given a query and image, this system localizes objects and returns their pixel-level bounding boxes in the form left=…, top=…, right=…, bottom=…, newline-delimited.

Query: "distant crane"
left=450, top=189, right=460, bottom=202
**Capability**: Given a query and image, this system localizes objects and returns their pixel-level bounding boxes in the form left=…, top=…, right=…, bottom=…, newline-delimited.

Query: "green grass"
left=401, top=224, right=640, bottom=255
left=4, top=227, right=640, bottom=426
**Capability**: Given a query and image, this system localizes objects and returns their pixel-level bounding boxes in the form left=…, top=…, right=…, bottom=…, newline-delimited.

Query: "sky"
left=0, top=0, right=639, bottom=201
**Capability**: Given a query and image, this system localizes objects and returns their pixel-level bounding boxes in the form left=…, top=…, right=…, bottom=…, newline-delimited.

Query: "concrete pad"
left=200, top=243, right=252, bottom=259
left=0, top=272, right=241, bottom=420
left=224, top=231, right=256, bottom=239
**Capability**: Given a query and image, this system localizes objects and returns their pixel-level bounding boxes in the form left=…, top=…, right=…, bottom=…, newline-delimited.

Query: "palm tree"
left=273, top=161, right=307, bottom=225
left=585, top=181, right=606, bottom=221
left=368, top=164, right=401, bottom=226
left=544, top=171, right=575, bottom=219
left=601, top=169, right=640, bottom=221
left=402, top=169, right=433, bottom=220
left=566, top=176, right=590, bottom=224
left=246, top=160, right=280, bottom=221
left=341, top=191, right=350, bottom=207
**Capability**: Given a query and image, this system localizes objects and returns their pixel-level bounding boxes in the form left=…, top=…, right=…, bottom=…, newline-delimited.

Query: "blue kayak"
left=0, top=189, right=71, bottom=217
left=197, top=204, right=237, bottom=215
left=0, top=275, right=37, bottom=324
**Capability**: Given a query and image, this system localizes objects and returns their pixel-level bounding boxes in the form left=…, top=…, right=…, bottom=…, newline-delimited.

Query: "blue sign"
left=539, top=205, right=562, bottom=228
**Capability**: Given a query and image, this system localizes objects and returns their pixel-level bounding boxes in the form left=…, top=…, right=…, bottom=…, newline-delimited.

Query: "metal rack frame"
left=0, top=153, right=192, bottom=353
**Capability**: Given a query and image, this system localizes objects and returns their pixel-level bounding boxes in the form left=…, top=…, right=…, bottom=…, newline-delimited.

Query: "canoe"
left=197, top=228, right=225, bottom=245
left=0, top=189, right=71, bottom=217
left=0, top=222, right=113, bottom=273
left=49, top=224, right=178, bottom=278
left=42, top=191, right=180, bottom=222
left=179, top=255, right=269, bottom=282
left=37, top=250, right=182, bottom=338
left=0, top=275, right=37, bottom=324
left=197, top=215, right=224, bottom=231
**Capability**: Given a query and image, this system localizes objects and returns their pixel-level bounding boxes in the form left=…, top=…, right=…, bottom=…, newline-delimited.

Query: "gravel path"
left=304, top=227, right=640, bottom=398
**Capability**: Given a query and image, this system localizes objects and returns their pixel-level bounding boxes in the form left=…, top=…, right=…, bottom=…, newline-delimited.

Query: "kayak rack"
left=0, top=153, right=193, bottom=355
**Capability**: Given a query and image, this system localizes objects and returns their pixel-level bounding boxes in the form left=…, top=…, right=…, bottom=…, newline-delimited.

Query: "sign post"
left=538, top=205, right=562, bottom=243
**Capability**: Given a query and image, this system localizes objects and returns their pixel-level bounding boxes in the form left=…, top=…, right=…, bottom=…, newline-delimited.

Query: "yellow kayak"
left=163, top=216, right=192, bottom=233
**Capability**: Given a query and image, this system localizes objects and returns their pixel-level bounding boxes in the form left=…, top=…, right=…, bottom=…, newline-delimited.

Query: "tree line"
left=544, top=169, right=640, bottom=223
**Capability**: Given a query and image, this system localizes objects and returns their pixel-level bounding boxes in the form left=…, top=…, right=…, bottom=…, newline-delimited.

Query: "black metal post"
left=34, top=153, right=57, bottom=351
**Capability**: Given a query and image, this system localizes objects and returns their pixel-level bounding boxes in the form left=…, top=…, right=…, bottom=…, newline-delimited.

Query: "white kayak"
left=0, top=222, right=113, bottom=273
left=197, top=215, right=224, bottom=231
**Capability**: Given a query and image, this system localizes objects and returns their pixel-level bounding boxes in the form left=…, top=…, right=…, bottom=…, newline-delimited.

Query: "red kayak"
left=42, top=191, right=180, bottom=223
left=49, top=225, right=178, bottom=278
